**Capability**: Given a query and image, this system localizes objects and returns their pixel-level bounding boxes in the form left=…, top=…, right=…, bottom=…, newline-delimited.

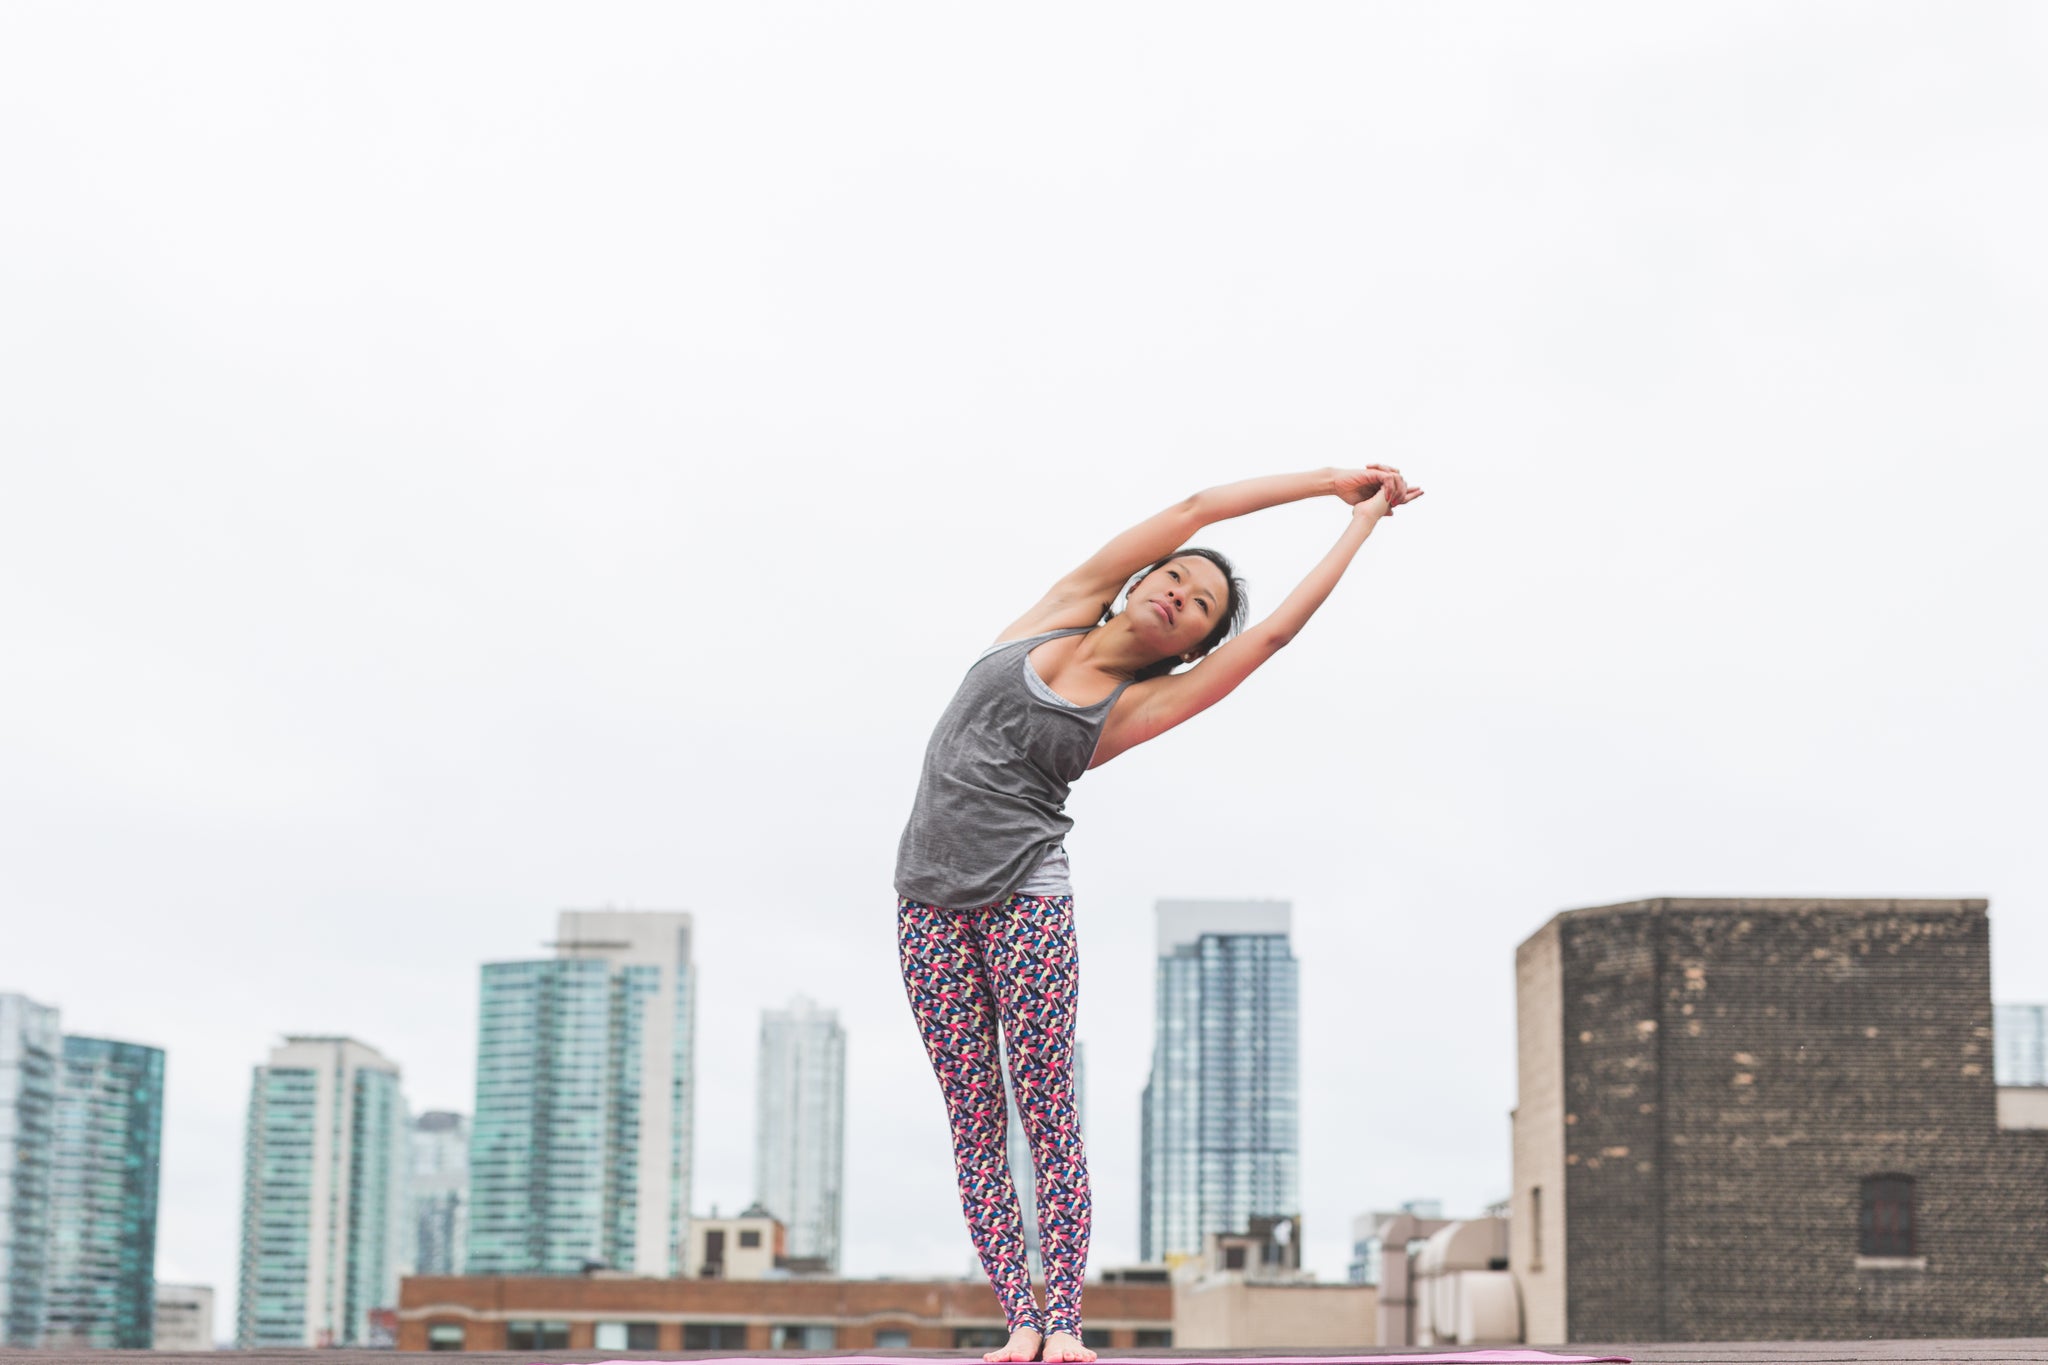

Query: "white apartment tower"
left=753, top=996, right=845, bottom=1270
left=236, top=1036, right=407, bottom=1349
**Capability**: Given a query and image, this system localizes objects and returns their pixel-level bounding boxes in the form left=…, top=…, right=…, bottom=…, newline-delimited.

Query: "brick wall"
left=396, top=1275, right=1173, bottom=1352
left=1546, top=898, right=2048, bottom=1341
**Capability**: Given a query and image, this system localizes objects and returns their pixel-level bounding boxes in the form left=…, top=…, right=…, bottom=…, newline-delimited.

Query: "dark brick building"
left=1512, top=898, right=2048, bottom=1342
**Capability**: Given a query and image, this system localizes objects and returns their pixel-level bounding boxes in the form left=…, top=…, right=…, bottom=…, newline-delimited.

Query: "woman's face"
left=1125, top=556, right=1231, bottom=660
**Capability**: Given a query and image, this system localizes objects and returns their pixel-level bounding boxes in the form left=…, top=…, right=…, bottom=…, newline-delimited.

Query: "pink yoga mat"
left=609, top=1354, right=1630, bottom=1365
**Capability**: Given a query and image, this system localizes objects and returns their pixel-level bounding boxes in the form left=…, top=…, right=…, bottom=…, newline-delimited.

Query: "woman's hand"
left=1336, top=465, right=1425, bottom=515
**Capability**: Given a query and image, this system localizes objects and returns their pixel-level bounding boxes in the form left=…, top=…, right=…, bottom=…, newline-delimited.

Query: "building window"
left=954, top=1328, right=1008, bottom=1348
left=684, top=1323, right=748, bottom=1350
left=1861, top=1174, right=1916, bottom=1256
left=1530, top=1186, right=1543, bottom=1271
left=1134, top=1330, right=1174, bottom=1347
left=426, top=1323, right=465, bottom=1351
left=874, top=1329, right=912, bottom=1348
left=1223, top=1245, right=1247, bottom=1270
left=596, top=1322, right=661, bottom=1350
left=505, top=1321, right=570, bottom=1350
left=738, top=1228, right=763, bottom=1248
left=774, top=1325, right=837, bottom=1349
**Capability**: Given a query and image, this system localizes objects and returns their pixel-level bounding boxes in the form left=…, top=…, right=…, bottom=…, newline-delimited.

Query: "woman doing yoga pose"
left=895, top=465, right=1425, bottom=1363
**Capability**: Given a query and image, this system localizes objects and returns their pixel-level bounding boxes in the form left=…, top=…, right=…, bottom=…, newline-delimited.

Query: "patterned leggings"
left=898, top=893, right=1090, bottom=1338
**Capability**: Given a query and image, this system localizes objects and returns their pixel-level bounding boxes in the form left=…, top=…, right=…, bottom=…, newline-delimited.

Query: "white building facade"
left=235, top=1036, right=407, bottom=1349
left=153, top=1283, right=216, bottom=1351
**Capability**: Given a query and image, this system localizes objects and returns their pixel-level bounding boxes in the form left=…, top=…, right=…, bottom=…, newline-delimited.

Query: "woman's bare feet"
left=1041, top=1330, right=1095, bottom=1363
left=983, top=1326, right=1041, bottom=1362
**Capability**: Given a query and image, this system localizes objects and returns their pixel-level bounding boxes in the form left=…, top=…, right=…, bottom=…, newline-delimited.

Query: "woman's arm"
left=998, top=465, right=1405, bottom=640
left=1087, top=491, right=1397, bottom=766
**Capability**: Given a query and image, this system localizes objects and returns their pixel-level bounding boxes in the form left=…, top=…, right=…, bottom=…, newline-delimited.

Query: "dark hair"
left=1098, top=546, right=1250, bottom=681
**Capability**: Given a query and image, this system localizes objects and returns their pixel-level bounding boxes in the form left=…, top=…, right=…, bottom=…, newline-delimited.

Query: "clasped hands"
left=1335, top=463, right=1426, bottom=517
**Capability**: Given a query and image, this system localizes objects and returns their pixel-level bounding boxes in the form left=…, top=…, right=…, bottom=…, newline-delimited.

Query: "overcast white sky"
left=4, top=0, right=2045, bottom=1336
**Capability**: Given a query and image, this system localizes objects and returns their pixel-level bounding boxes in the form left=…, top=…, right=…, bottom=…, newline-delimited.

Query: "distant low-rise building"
left=395, top=1275, right=1171, bottom=1353
left=683, top=1205, right=785, bottom=1281
left=1513, top=897, right=2048, bottom=1342
left=1171, top=1216, right=1376, bottom=1348
left=152, top=1283, right=215, bottom=1351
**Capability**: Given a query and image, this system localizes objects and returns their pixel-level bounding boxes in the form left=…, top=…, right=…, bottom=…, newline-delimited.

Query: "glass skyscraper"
left=1997, top=1003, right=2048, bottom=1086
left=407, top=1111, right=469, bottom=1276
left=0, top=994, right=60, bottom=1348
left=1138, top=899, right=1298, bottom=1264
left=235, top=1036, right=408, bottom=1349
left=43, top=1036, right=164, bottom=1348
left=754, top=996, right=845, bottom=1270
left=468, top=910, right=695, bottom=1276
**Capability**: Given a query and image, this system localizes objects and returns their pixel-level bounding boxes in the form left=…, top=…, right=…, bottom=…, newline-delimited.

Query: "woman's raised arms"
left=1087, top=489, right=1411, bottom=766
left=997, top=465, right=1414, bottom=643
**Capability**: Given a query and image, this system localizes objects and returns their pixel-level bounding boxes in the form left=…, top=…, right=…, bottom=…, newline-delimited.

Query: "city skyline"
left=4, top=0, right=2039, bottom=1333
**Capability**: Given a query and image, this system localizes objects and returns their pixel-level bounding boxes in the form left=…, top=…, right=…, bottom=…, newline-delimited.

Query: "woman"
left=895, top=465, right=1425, bottom=1364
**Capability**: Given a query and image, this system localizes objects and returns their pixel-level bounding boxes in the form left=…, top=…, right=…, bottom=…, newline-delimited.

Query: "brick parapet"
left=395, top=1276, right=1172, bottom=1352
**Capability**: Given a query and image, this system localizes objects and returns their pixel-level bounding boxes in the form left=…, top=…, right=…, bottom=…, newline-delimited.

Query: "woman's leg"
left=984, top=894, right=1090, bottom=1340
left=897, top=897, right=1041, bottom=1334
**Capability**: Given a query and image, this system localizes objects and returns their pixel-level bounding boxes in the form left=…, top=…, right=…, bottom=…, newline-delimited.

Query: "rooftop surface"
left=18, top=1347, right=2048, bottom=1365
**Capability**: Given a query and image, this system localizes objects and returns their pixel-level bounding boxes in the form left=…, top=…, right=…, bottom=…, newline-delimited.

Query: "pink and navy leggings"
left=897, top=893, right=1090, bottom=1338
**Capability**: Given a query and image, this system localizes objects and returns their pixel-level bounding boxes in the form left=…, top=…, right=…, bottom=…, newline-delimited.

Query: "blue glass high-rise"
left=466, top=910, right=696, bottom=1276
left=44, top=1037, right=164, bottom=1348
left=1138, top=899, right=1298, bottom=1264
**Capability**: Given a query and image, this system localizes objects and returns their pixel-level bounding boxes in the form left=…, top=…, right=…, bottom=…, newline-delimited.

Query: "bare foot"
left=1042, top=1330, right=1095, bottom=1363
left=983, top=1326, right=1041, bottom=1362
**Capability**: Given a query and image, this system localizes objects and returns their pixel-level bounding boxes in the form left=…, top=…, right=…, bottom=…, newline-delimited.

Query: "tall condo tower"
left=467, top=909, right=696, bottom=1276
left=43, top=1037, right=164, bottom=1348
left=1996, top=1002, right=2048, bottom=1085
left=407, top=1111, right=469, bottom=1276
left=235, top=1036, right=408, bottom=1349
left=1139, top=899, right=1299, bottom=1263
left=753, top=996, right=845, bottom=1270
left=0, top=994, right=60, bottom=1347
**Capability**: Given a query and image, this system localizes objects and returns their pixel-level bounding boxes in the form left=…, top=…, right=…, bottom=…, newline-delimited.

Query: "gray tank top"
left=895, top=627, right=1133, bottom=910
